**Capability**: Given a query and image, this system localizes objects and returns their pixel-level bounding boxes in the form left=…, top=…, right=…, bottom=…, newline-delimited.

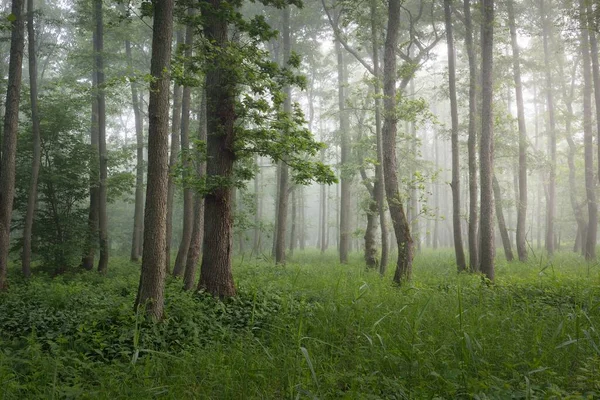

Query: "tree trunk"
left=165, top=32, right=183, bottom=273
left=289, top=188, right=296, bottom=256
left=507, top=0, right=528, bottom=262
left=444, top=0, right=467, bottom=272
left=479, top=0, right=495, bottom=280
left=183, top=90, right=207, bottom=291
left=274, top=6, right=291, bottom=265
left=134, top=0, right=174, bottom=319
left=580, top=0, right=597, bottom=260
left=126, top=40, right=145, bottom=262
left=383, top=0, right=413, bottom=284
left=493, top=175, right=514, bottom=262
left=0, top=0, right=24, bottom=290
left=299, top=187, right=305, bottom=250
left=22, top=0, right=40, bottom=278
left=253, top=156, right=262, bottom=254
left=198, top=0, right=236, bottom=297
left=173, top=14, right=196, bottom=277
left=588, top=3, right=600, bottom=186
left=320, top=151, right=327, bottom=253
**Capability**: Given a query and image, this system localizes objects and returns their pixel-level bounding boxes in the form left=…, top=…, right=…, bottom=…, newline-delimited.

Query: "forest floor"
left=1, top=250, right=600, bottom=399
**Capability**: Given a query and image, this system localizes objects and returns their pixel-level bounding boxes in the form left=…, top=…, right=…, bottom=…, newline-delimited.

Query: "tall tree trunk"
left=134, top=0, right=174, bottom=319
left=540, top=0, right=556, bottom=256
left=253, top=156, right=262, bottom=254
left=183, top=91, right=207, bottom=291
left=0, top=0, right=24, bottom=290
left=274, top=6, right=291, bottom=265
left=580, top=0, right=597, bottom=260
left=370, top=0, right=388, bottom=274
left=336, top=39, right=350, bottom=264
left=383, top=0, right=413, bottom=284
left=289, top=188, right=296, bottom=256
left=126, top=40, right=145, bottom=262
left=198, top=0, right=236, bottom=297
left=444, top=0, right=467, bottom=271
left=165, top=32, right=183, bottom=273
left=479, top=0, right=495, bottom=280
left=299, top=187, right=305, bottom=250
left=493, top=175, right=514, bottom=262
left=588, top=3, right=600, bottom=186
left=173, top=14, right=195, bottom=277
left=320, top=152, right=327, bottom=253
left=22, top=0, right=40, bottom=277
left=534, top=82, right=542, bottom=250
left=507, top=0, right=528, bottom=262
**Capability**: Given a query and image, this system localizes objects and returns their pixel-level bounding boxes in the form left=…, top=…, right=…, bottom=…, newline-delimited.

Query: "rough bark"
left=479, top=0, right=495, bottom=280
left=493, top=175, right=514, bottom=262
left=198, top=0, right=236, bottom=297
left=444, top=0, right=467, bottom=271
left=507, top=0, right=527, bottom=262
left=22, top=0, right=40, bottom=277
left=383, top=0, right=413, bottom=284
left=127, top=40, right=145, bottom=262
left=134, top=0, right=174, bottom=319
left=274, top=6, right=291, bottom=265
left=165, top=32, right=183, bottom=273
left=173, top=11, right=196, bottom=277
left=183, top=91, right=206, bottom=291
left=0, top=0, right=24, bottom=290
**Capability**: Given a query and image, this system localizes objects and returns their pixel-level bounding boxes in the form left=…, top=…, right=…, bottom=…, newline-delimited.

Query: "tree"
left=444, top=0, right=467, bottom=272
left=383, top=0, right=413, bottom=284
left=0, top=0, right=25, bottom=290
left=21, top=0, right=41, bottom=277
left=507, top=0, right=527, bottom=262
left=479, top=0, right=495, bottom=281
left=134, top=0, right=175, bottom=319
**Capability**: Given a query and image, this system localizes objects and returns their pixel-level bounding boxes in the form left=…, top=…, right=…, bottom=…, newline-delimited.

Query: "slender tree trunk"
left=173, top=14, right=196, bottom=277
left=22, top=0, right=40, bottom=277
left=580, top=0, right=597, bottom=260
left=198, top=0, right=236, bottom=297
left=444, top=0, right=467, bottom=271
left=289, top=188, right=296, bottom=256
left=126, top=40, right=145, bottom=262
left=134, top=0, right=174, bottom=319
left=320, top=151, right=327, bottom=254
left=383, top=0, right=413, bottom=284
left=479, top=0, right=495, bottom=280
left=165, top=32, right=183, bottom=273
left=299, top=187, right=305, bottom=251
left=274, top=6, right=291, bottom=265
left=507, top=0, right=528, bottom=262
left=433, top=134, right=440, bottom=250
left=183, top=91, right=207, bottom=291
left=0, top=0, right=24, bottom=290
left=534, top=83, right=542, bottom=250
left=253, top=156, right=261, bottom=254
left=493, top=175, right=514, bottom=262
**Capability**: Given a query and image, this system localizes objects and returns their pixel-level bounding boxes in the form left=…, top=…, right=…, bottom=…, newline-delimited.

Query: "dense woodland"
left=1, top=0, right=600, bottom=397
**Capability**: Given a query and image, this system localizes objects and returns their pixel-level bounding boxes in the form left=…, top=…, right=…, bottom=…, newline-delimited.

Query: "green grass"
left=1, top=250, right=600, bottom=399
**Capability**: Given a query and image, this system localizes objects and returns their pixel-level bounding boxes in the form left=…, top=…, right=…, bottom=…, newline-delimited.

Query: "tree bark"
left=444, top=0, right=467, bottom=272
left=479, top=0, right=495, bottom=280
left=127, top=40, right=145, bottom=262
left=493, top=175, right=514, bottom=262
left=198, top=0, right=236, bottom=297
left=22, top=0, right=40, bottom=278
left=274, top=6, right=291, bottom=265
left=134, top=0, right=174, bottom=319
left=580, top=0, right=597, bottom=260
left=173, top=13, right=196, bottom=277
left=0, top=0, right=24, bottom=290
left=383, top=0, right=413, bottom=284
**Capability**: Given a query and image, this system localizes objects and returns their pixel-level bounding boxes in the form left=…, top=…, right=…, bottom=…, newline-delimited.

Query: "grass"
left=1, top=249, right=600, bottom=399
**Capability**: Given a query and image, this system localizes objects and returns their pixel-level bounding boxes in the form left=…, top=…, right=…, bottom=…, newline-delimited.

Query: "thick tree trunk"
left=444, top=0, right=467, bottom=271
left=183, top=91, right=207, bottom=291
left=126, top=40, right=145, bottom=262
left=0, top=0, right=24, bottom=290
left=134, top=0, right=174, bottom=319
left=173, top=13, right=195, bottom=277
left=165, top=32, right=183, bottom=273
left=22, top=0, right=40, bottom=278
left=580, top=0, right=597, bottom=260
left=274, top=6, right=291, bottom=265
left=383, top=0, right=413, bottom=284
left=198, top=0, right=236, bottom=297
left=493, top=175, right=514, bottom=262
left=479, top=0, right=495, bottom=280
left=508, top=0, right=528, bottom=262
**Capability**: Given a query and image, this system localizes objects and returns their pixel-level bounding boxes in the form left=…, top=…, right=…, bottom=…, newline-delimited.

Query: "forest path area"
left=1, top=251, right=599, bottom=399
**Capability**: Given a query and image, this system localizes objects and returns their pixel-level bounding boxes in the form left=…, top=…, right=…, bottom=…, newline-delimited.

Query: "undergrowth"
left=1, top=250, right=599, bottom=399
